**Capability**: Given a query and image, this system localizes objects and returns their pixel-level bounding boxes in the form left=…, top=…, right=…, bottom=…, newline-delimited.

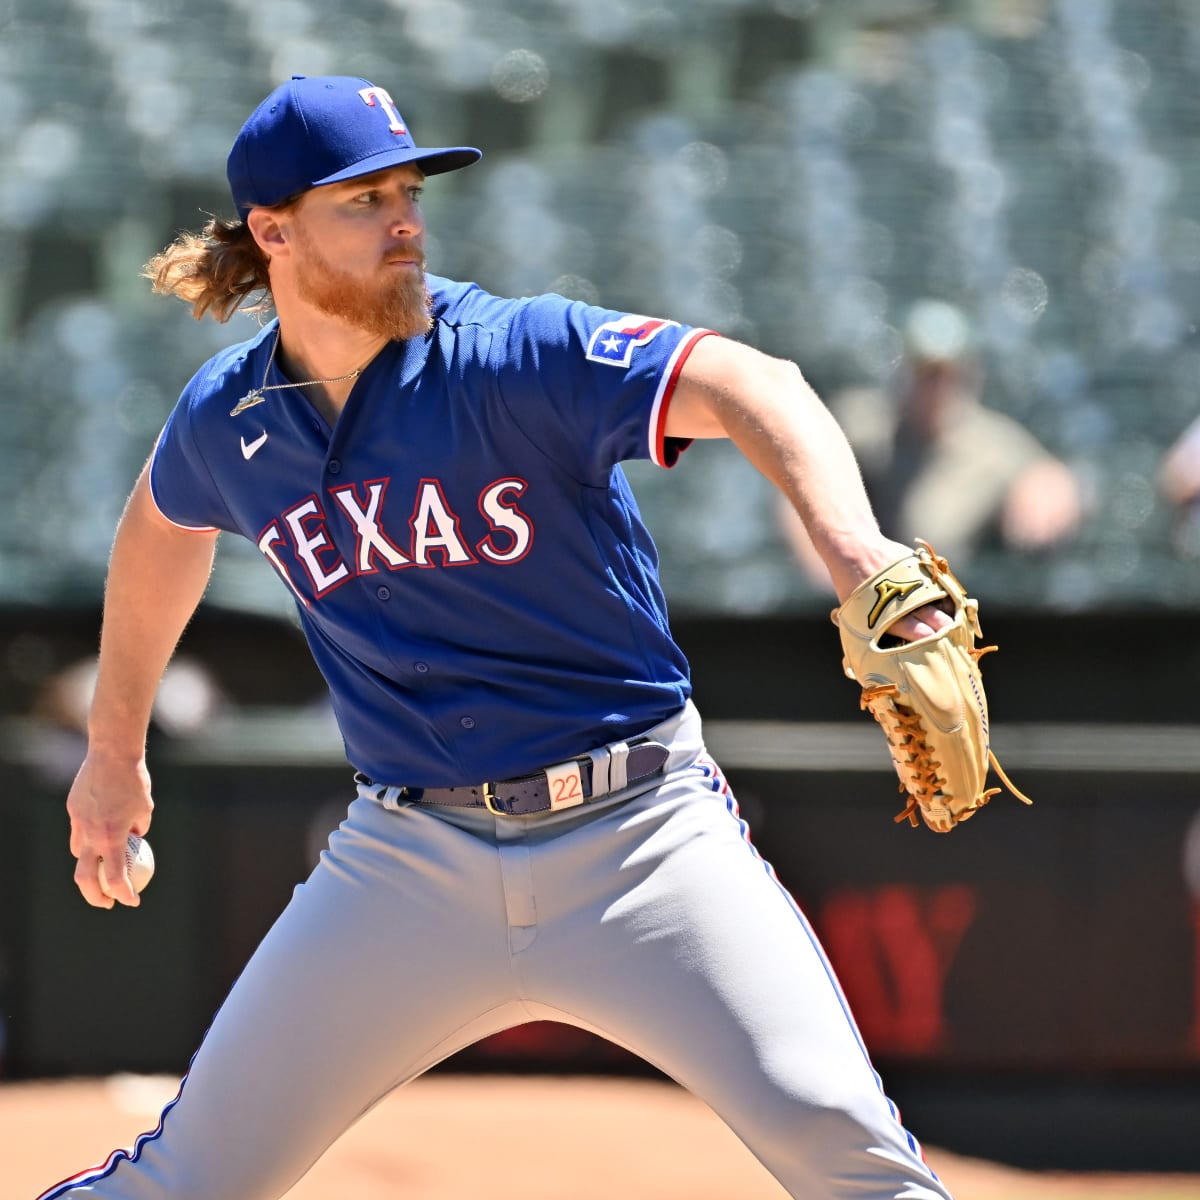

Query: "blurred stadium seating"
left=1, top=0, right=1198, bottom=612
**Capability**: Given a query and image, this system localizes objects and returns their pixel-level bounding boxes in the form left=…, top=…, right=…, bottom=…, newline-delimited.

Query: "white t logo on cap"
left=358, top=86, right=407, bottom=135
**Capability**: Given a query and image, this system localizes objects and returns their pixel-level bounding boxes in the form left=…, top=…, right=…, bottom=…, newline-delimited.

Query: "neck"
left=274, top=309, right=386, bottom=383
left=272, top=304, right=388, bottom=423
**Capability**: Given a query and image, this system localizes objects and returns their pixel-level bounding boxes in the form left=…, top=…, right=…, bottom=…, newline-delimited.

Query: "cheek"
left=325, top=233, right=382, bottom=273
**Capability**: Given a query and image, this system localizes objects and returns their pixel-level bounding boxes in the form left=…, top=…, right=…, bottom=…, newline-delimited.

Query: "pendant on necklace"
left=229, top=390, right=268, bottom=417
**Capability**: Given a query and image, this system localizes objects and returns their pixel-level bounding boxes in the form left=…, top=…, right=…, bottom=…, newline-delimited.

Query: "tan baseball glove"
left=831, top=540, right=1031, bottom=833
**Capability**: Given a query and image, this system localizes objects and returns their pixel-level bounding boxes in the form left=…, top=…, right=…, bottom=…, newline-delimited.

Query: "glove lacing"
left=861, top=681, right=1031, bottom=828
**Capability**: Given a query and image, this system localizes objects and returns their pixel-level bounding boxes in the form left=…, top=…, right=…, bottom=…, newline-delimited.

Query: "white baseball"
left=100, top=834, right=155, bottom=897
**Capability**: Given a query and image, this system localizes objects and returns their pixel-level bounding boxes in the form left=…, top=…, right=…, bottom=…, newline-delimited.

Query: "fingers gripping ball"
left=831, top=540, right=1032, bottom=833
left=99, top=835, right=155, bottom=897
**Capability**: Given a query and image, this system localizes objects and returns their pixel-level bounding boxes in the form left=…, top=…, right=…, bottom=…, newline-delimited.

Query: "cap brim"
left=315, top=145, right=481, bottom=188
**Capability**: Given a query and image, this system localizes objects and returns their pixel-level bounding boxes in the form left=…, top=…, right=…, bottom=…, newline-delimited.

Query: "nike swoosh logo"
left=240, top=431, right=268, bottom=460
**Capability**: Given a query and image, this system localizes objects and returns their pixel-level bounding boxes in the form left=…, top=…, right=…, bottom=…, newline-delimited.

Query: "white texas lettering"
left=332, top=481, right=412, bottom=573
left=411, top=479, right=476, bottom=566
left=258, top=523, right=311, bottom=608
left=256, top=476, right=534, bottom=600
left=284, top=497, right=352, bottom=594
left=477, top=479, right=533, bottom=563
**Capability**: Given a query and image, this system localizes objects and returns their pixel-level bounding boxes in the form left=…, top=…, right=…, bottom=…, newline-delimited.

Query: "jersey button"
left=414, top=661, right=430, bottom=674
left=376, top=585, right=391, bottom=601
left=328, top=458, right=342, bottom=475
left=460, top=716, right=476, bottom=730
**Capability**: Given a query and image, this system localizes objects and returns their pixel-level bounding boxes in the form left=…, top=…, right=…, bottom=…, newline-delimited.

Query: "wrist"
left=85, top=730, right=149, bottom=764
left=823, top=536, right=911, bottom=603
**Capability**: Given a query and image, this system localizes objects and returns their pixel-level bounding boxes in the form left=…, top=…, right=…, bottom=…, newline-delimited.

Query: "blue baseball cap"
left=227, top=75, right=482, bottom=219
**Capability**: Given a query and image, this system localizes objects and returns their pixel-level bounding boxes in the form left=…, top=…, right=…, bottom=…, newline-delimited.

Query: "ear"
left=246, top=207, right=291, bottom=258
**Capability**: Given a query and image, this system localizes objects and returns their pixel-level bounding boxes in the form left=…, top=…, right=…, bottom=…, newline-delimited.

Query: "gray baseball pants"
left=38, top=701, right=953, bottom=1200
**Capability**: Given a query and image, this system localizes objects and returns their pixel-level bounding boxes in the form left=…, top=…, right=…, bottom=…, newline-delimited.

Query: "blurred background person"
left=782, top=299, right=1084, bottom=590
left=1159, top=411, right=1200, bottom=559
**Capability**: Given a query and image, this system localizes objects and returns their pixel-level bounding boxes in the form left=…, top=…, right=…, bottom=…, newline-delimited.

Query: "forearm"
left=666, top=338, right=902, bottom=600
left=724, top=361, right=886, bottom=588
left=88, top=464, right=218, bottom=756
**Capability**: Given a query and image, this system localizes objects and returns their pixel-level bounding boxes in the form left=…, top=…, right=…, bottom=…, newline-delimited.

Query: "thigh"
left=41, top=796, right=521, bottom=1200
left=525, top=758, right=953, bottom=1200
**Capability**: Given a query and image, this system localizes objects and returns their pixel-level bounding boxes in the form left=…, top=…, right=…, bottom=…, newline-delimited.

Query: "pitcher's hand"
left=67, top=751, right=154, bottom=908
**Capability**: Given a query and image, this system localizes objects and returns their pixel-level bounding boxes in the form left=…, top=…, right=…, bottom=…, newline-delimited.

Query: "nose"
left=390, top=192, right=424, bottom=239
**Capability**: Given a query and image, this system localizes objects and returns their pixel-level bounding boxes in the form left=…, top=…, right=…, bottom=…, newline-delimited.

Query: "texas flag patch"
left=586, top=315, right=679, bottom=368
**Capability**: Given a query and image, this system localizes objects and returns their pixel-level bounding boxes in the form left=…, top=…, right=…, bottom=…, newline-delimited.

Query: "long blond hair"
left=141, top=204, right=295, bottom=322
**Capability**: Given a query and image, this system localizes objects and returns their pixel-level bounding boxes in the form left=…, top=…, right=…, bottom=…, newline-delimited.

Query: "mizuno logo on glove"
left=867, top=577, right=922, bottom=628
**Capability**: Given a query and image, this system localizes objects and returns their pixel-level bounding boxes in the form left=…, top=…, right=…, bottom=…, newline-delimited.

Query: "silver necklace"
left=230, top=331, right=364, bottom=417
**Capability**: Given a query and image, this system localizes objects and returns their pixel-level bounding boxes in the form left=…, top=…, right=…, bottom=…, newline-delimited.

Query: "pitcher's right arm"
left=67, top=461, right=219, bottom=908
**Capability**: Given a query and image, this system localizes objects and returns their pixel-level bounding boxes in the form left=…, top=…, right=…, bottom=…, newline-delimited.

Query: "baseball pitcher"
left=43, top=75, right=968, bottom=1200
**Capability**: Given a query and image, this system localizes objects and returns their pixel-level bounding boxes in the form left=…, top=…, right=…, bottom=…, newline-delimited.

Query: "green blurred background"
left=2, top=0, right=1199, bottom=615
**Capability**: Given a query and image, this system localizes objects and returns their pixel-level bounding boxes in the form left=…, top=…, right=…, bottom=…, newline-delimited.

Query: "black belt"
left=357, top=737, right=670, bottom=817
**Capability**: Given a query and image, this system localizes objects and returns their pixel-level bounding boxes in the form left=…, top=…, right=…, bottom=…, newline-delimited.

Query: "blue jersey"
left=150, top=276, right=716, bottom=784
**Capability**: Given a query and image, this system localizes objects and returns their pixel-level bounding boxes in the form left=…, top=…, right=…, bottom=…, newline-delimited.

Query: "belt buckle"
left=481, top=781, right=507, bottom=817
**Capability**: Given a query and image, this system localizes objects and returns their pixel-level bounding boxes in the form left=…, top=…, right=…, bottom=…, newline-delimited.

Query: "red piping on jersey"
left=651, top=328, right=719, bottom=468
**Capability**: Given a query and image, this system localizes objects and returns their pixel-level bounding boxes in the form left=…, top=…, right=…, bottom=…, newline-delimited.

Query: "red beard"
left=293, top=231, right=433, bottom=341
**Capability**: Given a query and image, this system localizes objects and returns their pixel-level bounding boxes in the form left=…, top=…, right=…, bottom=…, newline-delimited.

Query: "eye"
left=408, top=186, right=424, bottom=203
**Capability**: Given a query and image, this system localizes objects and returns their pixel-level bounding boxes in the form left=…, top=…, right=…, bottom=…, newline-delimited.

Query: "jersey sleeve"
left=493, top=293, right=717, bottom=485
left=148, top=387, right=237, bottom=533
